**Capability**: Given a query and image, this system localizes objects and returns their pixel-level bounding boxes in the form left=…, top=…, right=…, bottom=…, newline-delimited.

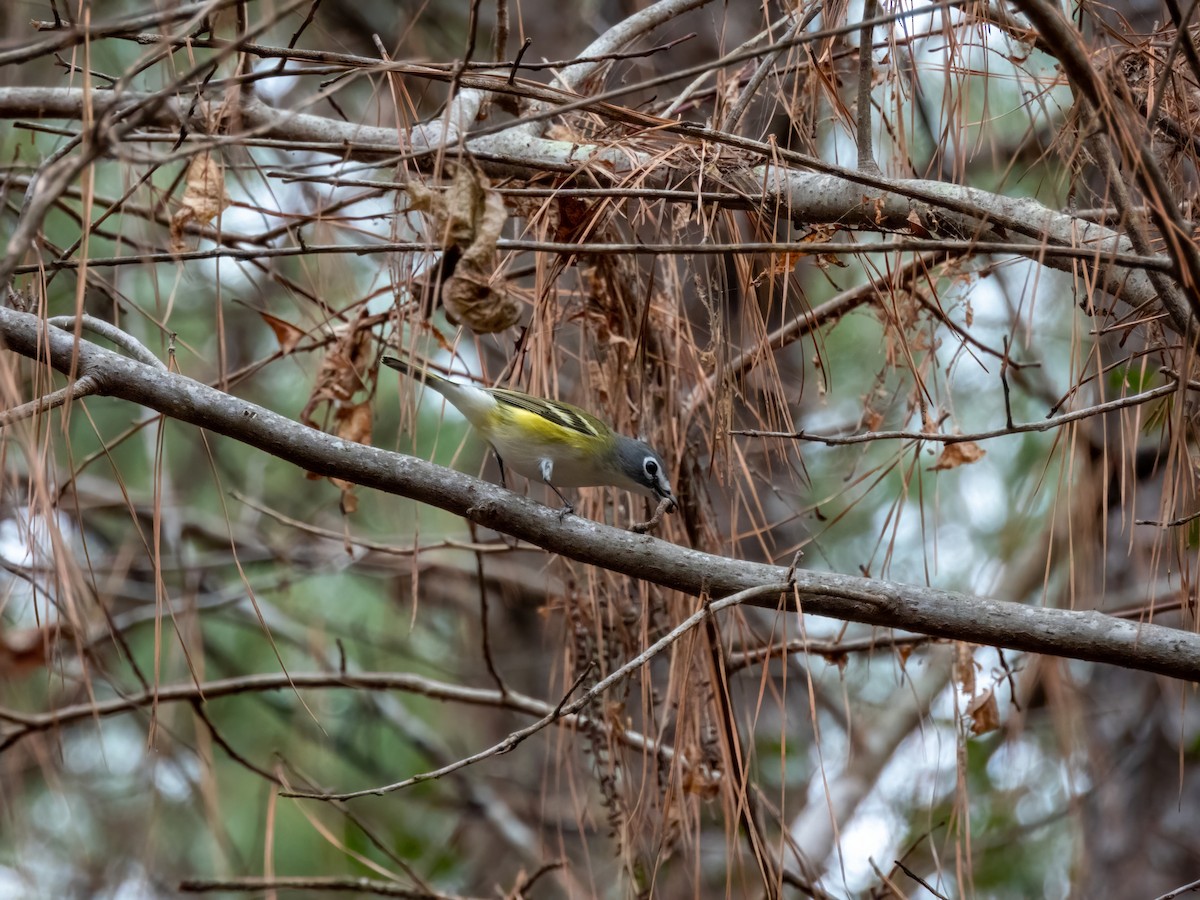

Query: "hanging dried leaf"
left=316, top=401, right=371, bottom=506
left=300, top=322, right=372, bottom=428
left=954, top=641, right=977, bottom=694
left=337, top=483, right=359, bottom=515
left=753, top=250, right=806, bottom=284
left=334, top=441, right=366, bottom=512
left=405, top=162, right=519, bottom=333
left=334, top=400, right=373, bottom=446
left=258, top=310, right=305, bottom=354
left=967, top=690, right=1001, bottom=735
left=170, top=152, right=230, bottom=252
left=931, top=440, right=986, bottom=470
left=794, top=224, right=849, bottom=271
left=298, top=316, right=375, bottom=497
left=907, top=208, right=930, bottom=238
left=553, top=196, right=593, bottom=241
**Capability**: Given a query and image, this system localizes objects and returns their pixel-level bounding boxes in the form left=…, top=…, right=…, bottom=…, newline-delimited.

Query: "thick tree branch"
left=3, top=306, right=1200, bottom=681
left=0, top=87, right=1163, bottom=314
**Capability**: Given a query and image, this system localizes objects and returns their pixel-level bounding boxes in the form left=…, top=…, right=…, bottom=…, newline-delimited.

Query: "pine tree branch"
left=3, top=306, right=1199, bottom=682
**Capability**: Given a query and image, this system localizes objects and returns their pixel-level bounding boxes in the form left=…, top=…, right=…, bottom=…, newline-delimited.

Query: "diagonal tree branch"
left=0, top=86, right=1165, bottom=316
left=3, top=306, right=1200, bottom=681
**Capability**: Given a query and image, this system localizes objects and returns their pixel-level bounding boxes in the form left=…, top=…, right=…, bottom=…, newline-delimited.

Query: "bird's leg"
left=491, top=452, right=521, bottom=548
left=539, top=458, right=574, bottom=520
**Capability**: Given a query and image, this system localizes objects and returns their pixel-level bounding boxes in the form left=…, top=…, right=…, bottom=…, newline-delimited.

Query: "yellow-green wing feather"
left=486, top=388, right=606, bottom=438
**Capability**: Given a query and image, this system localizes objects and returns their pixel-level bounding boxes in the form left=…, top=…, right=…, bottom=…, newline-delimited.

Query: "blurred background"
left=0, top=0, right=1197, bottom=897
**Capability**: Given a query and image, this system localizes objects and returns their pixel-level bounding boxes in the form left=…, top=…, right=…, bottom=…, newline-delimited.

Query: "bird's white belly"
left=485, top=429, right=605, bottom=488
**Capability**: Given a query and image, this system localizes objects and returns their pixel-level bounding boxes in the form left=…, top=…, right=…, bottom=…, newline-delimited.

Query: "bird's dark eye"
left=645, top=459, right=659, bottom=476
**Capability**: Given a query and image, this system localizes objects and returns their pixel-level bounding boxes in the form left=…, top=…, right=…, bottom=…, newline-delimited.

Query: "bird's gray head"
left=613, top=436, right=675, bottom=505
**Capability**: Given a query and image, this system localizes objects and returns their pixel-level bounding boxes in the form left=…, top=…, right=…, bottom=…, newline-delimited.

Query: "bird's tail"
left=382, top=355, right=493, bottom=424
left=381, top=355, right=447, bottom=388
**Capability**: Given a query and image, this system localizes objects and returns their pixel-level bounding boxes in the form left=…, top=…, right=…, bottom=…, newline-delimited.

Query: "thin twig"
left=630, top=496, right=676, bottom=533
left=10, top=237, right=1173, bottom=274
left=280, top=583, right=788, bottom=801
left=725, top=633, right=935, bottom=674
left=733, top=380, right=1182, bottom=445
left=1153, top=876, right=1200, bottom=900
left=178, top=876, right=474, bottom=899
left=0, top=670, right=685, bottom=770
left=856, top=0, right=882, bottom=174
left=46, top=314, right=166, bottom=369
left=725, top=9, right=816, bottom=133
left=0, top=375, right=101, bottom=427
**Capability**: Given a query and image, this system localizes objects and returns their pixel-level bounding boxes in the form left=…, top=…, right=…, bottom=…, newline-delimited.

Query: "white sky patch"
left=249, top=59, right=299, bottom=105
left=835, top=799, right=906, bottom=891
left=152, top=754, right=200, bottom=802
left=0, top=512, right=79, bottom=625
left=64, top=722, right=146, bottom=779
left=0, top=513, right=70, bottom=566
left=0, top=867, right=33, bottom=900
left=987, top=735, right=1045, bottom=791
left=193, top=152, right=414, bottom=295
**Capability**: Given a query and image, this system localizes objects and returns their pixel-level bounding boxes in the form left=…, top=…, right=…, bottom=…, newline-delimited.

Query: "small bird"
left=382, top=356, right=675, bottom=517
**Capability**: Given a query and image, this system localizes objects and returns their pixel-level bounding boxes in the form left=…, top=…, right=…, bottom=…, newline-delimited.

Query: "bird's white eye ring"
left=645, top=458, right=659, bottom=476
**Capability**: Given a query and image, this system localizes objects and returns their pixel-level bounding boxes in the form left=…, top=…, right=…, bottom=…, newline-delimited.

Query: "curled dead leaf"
left=336, top=481, right=359, bottom=515
left=967, top=690, right=1001, bottom=735
left=931, top=440, right=986, bottom=470
left=906, top=208, right=930, bottom=238
left=405, top=162, right=519, bottom=333
left=333, top=400, right=372, bottom=515
left=754, top=250, right=806, bottom=284
left=170, top=152, right=229, bottom=253
left=300, top=322, right=372, bottom=428
left=257, top=310, right=305, bottom=354
left=335, top=400, right=373, bottom=446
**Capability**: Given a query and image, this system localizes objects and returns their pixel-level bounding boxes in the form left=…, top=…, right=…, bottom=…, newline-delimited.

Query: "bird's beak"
left=656, top=487, right=677, bottom=511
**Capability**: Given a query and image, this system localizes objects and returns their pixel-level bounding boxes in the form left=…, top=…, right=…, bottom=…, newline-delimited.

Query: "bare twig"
left=46, top=315, right=166, bottom=369
left=178, top=876, right=475, bottom=899
left=0, top=374, right=101, bottom=426
left=281, top=583, right=787, bottom=801
left=734, top=380, right=1182, bottom=445
left=630, top=496, right=676, bottom=533
left=0, top=669, right=682, bottom=768
left=8, top=237, right=1172, bottom=275
left=856, top=0, right=883, bottom=174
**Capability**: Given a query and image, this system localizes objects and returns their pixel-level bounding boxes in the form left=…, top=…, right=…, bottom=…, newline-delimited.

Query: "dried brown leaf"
left=968, top=690, right=1001, bottom=735
left=170, top=152, right=229, bottom=253
left=906, top=208, right=930, bottom=238
left=755, top=250, right=806, bottom=283
left=955, top=641, right=977, bottom=694
left=405, top=163, right=520, bottom=333
left=553, top=196, right=592, bottom=241
left=931, top=440, right=987, bottom=470
left=258, top=310, right=305, bottom=354
left=335, top=400, right=373, bottom=447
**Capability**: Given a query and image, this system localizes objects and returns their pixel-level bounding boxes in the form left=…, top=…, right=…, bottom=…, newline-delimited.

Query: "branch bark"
left=0, top=86, right=1164, bottom=315
left=3, top=306, right=1200, bottom=682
